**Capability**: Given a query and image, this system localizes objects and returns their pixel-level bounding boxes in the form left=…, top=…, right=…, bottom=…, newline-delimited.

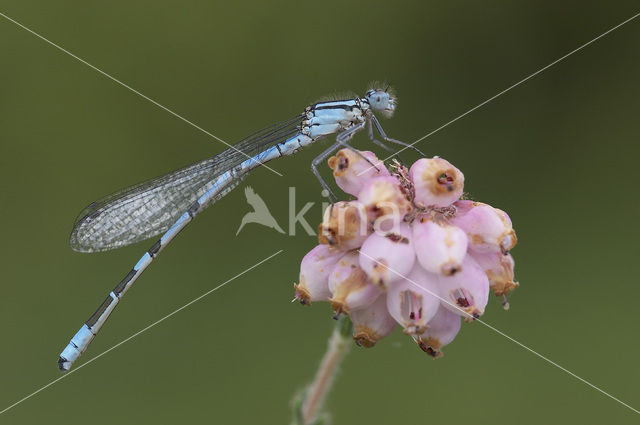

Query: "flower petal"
left=358, top=176, right=412, bottom=231
left=450, top=200, right=517, bottom=254
left=409, top=158, right=464, bottom=208
left=413, top=217, right=468, bottom=276
left=471, top=251, right=519, bottom=296
left=438, top=255, right=490, bottom=320
left=359, top=223, right=415, bottom=287
left=318, top=201, right=369, bottom=251
left=386, top=264, right=440, bottom=335
left=328, top=149, right=389, bottom=196
left=295, top=245, right=342, bottom=305
left=328, top=251, right=382, bottom=315
left=414, top=305, right=461, bottom=358
left=350, top=294, right=397, bottom=347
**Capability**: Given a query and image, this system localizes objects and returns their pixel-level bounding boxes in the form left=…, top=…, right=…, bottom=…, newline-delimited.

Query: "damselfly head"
left=365, top=87, right=396, bottom=118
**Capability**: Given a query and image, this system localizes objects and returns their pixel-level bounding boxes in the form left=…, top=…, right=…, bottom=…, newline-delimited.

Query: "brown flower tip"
left=417, top=337, right=444, bottom=358
left=328, top=150, right=350, bottom=176
left=294, top=281, right=312, bottom=306
left=353, top=328, right=381, bottom=348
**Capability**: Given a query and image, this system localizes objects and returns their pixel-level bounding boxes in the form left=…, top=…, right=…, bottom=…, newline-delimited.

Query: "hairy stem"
left=297, top=316, right=352, bottom=425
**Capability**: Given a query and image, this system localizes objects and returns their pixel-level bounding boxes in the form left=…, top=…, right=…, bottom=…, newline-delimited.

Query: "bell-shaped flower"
left=450, top=200, right=516, bottom=254
left=386, top=264, right=440, bottom=336
left=350, top=294, right=397, bottom=348
left=414, top=305, right=461, bottom=358
left=328, top=251, right=382, bottom=315
left=357, top=176, right=412, bottom=231
left=358, top=222, right=415, bottom=287
left=318, top=201, right=369, bottom=251
left=413, top=217, right=468, bottom=276
left=471, top=251, right=519, bottom=297
left=409, top=158, right=464, bottom=208
left=438, top=255, right=490, bottom=320
left=295, top=244, right=342, bottom=305
left=328, top=149, right=389, bottom=196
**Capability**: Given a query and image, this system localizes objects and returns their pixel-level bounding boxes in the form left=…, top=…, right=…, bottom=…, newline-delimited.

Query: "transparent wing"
left=70, top=115, right=303, bottom=252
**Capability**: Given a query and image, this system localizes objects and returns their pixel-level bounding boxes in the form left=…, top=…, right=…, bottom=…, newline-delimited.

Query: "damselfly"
left=58, top=84, right=421, bottom=371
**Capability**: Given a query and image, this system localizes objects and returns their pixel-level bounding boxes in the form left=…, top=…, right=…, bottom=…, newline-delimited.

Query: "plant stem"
left=299, top=316, right=352, bottom=425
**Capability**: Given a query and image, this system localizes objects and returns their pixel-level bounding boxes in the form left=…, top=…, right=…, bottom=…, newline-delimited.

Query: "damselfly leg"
left=367, top=119, right=406, bottom=163
left=312, top=142, right=341, bottom=203
left=370, top=114, right=425, bottom=156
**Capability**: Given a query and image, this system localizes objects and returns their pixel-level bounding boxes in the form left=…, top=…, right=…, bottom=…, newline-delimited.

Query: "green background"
left=1, top=1, right=639, bottom=424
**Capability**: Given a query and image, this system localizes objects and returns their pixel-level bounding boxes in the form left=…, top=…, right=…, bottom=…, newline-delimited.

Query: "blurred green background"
left=1, top=1, right=639, bottom=424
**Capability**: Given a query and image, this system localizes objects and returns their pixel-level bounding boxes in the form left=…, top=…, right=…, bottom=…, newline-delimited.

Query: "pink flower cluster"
left=295, top=149, right=518, bottom=357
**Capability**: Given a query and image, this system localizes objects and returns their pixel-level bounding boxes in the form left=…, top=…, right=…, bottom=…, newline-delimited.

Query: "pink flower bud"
left=350, top=294, right=397, bottom=347
left=412, top=217, right=468, bottom=276
left=328, top=149, right=390, bottom=196
left=357, top=176, right=412, bottom=230
left=471, top=251, right=519, bottom=296
left=386, top=264, right=440, bottom=335
left=295, top=245, right=342, bottom=305
left=318, top=201, right=369, bottom=251
left=450, top=200, right=517, bottom=254
left=414, top=305, right=461, bottom=358
left=409, top=158, right=464, bottom=208
left=328, top=251, right=382, bottom=315
left=358, top=223, right=415, bottom=287
left=438, top=255, right=490, bottom=320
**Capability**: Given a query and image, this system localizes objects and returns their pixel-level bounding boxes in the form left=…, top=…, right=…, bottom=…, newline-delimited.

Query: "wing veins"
left=70, top=115, right=303, bottom=252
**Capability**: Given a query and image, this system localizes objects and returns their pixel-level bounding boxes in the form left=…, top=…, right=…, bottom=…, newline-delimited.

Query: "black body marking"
left=148, top=240, right=161, bottom=257
left=188, top=201, right=200, bottom=218
left=114, top=269, right=137, bottom=296
left=314, top=104, right=355, bottom=112
left=86, top=295, right=116, bottom=328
